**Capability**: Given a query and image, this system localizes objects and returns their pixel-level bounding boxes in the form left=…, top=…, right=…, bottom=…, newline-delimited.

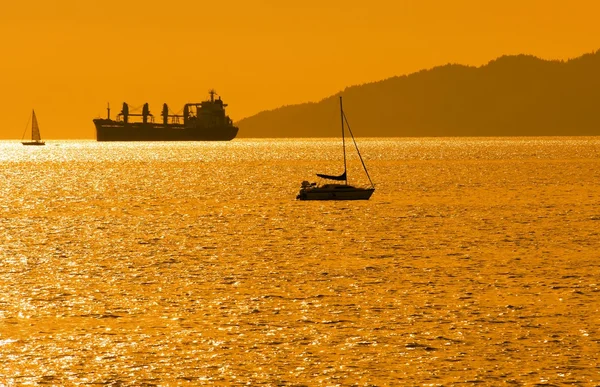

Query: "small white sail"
left=31, top=110, right=41, bottom=141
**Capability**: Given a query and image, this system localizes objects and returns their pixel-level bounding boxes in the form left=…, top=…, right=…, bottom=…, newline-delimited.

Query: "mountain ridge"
left=236, top=50, right=600, bottom=137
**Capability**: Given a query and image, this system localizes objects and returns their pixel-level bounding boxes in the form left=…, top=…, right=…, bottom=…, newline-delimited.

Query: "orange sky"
left=1, top=0, right=599, bottom=139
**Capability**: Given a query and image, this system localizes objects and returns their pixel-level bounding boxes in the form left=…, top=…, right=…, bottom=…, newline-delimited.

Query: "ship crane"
left=162, top=103, right=182, bottom=124
left=117, top=103, right=154, bottom=123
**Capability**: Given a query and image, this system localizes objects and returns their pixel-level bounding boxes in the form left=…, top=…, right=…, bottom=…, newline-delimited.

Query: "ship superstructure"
left=93, top=90, right=238, bottom=141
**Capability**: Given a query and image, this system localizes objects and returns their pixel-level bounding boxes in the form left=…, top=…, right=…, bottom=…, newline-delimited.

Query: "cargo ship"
left=93, top=90, right=238, bottom=141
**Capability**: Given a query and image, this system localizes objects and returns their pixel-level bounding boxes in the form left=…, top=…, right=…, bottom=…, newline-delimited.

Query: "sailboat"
left=21, top=110, right=45, bottom=146
left=296, top=96, right=375, bottom=201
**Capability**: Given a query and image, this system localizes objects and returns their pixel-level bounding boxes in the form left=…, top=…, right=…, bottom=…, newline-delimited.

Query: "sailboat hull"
left=297, top=185, right=375, bottom=201
left=21, top=141, right=45, bottom=146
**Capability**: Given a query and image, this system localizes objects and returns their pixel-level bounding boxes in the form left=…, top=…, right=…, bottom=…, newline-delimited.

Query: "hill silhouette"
left=237, top=51, right=600, bottom=137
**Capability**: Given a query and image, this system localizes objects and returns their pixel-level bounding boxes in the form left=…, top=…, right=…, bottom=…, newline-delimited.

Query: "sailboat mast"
left=340, top=96, right=347, bottom=185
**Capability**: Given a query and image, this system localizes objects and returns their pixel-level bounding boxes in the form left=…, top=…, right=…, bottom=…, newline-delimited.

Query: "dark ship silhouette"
left=93, top=90, right=238, bottom=141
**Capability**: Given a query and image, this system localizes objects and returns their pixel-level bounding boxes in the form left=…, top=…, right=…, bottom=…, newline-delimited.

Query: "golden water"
left=1, top=138, right=599, bottom=385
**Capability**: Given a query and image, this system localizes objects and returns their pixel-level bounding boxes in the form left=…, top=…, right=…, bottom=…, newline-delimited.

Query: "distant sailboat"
left=21, top=110, right=45, bottom=146
left=297, top=96, right=375, bottom=201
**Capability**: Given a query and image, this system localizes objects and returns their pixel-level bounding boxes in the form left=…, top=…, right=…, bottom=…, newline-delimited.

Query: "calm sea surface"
left=1, top=138, right=599, bottom=385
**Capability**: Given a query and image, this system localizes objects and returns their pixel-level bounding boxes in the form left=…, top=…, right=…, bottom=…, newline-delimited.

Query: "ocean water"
left=1, top=138, right=599, bottom=385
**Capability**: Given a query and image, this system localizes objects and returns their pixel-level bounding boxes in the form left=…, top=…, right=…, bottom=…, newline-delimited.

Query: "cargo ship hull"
left=94, top=120, right=238, bottom=141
